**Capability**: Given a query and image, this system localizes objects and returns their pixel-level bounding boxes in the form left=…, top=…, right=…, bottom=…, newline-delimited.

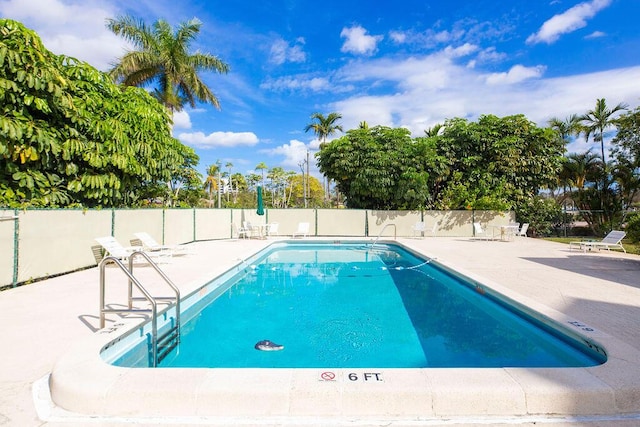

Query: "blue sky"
left=2, top=0, right=640, bottom=181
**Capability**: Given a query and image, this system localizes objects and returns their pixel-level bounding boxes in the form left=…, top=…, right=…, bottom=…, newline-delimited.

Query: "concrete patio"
left=1, top=236, right=639, bottom=426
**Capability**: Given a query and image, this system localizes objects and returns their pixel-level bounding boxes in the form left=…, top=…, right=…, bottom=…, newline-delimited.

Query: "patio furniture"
left=232, top=223, right=250, bottom=239
left=516, top=223, right=529, bottom=237
left=266, top=222, right=279, bottom=237
left=243, top=221, right=262, bottom=239
left=133, top=232, right=190, bottom=255
left=95, top=236, right=172, bottom=263
left=569, top=231, right=627, bottom=253
left=292, top=222, right=310, bottom=238
left=411, top=222, right=426, bottom=238
left=473, top=222, right=496, bottom=240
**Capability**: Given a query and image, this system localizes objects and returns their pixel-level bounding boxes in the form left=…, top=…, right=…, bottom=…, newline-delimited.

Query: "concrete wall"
left=0, top=208, right=514, bottom=288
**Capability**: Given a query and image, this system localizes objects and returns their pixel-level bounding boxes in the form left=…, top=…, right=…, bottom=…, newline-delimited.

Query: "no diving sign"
left=318, top=371, right=384, bottom=382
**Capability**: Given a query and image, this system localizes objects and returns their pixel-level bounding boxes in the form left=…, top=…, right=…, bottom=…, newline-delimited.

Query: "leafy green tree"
left=316, top=126, right=434, bottom=209
left=434, top=115, right=564, bottom=210
left=515, top=196, right=564, bottom=237
left=611, top=106, right=640, bottom=213
left=106, top=16, right=229, bottom=113
left=289, top=174, right=325, bottom=207
left=0, top=19, right=198, bottom=208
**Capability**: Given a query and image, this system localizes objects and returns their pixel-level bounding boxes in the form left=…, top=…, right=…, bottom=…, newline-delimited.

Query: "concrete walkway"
left=1, top=237, right=639, bottom=426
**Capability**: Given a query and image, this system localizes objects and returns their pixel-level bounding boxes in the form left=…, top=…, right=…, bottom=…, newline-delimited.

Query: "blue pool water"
left=111, top=242, right=605, bottom=368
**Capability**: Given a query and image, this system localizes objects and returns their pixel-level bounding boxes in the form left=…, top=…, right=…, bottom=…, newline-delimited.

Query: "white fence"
left=0, top=208, right=514, bottom=288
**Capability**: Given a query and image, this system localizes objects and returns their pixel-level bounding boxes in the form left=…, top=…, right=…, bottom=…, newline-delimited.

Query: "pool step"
left=156, top=324, right=179, bottom=364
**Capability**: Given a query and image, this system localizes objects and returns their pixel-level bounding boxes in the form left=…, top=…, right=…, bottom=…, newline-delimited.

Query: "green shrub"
left=625, top=212, right=640, bottom=243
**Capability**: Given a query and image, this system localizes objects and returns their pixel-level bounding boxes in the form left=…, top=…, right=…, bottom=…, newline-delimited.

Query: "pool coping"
left=46, top=239, right=640, bottom=422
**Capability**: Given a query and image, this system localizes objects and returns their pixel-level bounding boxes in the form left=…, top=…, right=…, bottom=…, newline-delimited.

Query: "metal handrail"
left=99, top=251, right=181, bottom=367
left=127, top=251, right=181, bottom=345
left=99, top=256, right=158, bottom=366
left=371, top=223, right=396, bottom=247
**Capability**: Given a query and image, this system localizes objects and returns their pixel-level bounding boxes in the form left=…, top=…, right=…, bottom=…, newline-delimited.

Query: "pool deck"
left=1, top=236, right=640, bottom=426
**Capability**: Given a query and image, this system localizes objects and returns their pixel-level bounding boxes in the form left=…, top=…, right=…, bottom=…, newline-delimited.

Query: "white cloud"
left=172, top=111, right=192, bottom=130
left=260, top=139, right=316, bottom=171
left=585, top=31, right=606, bottom=39
left=340, top=25, right=383, bottom=56
left=485, top=64, right=546, bottom=85
left=389, top=30, right=405, bottom=43
left=328, top=47, right=640, bottom=144
left=260, top=75, right=332, bottom=92
left=526, top=0, right=612, bottom=45
left=0, top=0, right=128, bottom=71
left=269, top=37, right=306, bottom=65
left=178, top=131, right=259, bottom=149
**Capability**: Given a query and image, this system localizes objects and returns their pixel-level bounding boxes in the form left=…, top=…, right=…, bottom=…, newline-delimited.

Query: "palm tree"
left=106, top=16, right=230, bottom=114
left=548, top=114, right=582, bottom=144
left=424, top=123, right=444, bottom=137
left=305, top=112, right=343, bottom=201
left=255, top=162, right=268, bottom=191
left=305, top=112, right=343, bottom=144
left=562, top=151, right=601, bottom=190
left=580, top=99, right=628, bottom=164
left=225, top=162, right=233, bottom=202
left=203, top=164, right=219, bottom=205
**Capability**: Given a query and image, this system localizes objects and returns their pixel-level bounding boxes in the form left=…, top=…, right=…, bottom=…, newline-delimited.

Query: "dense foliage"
left=0, top=19, right=199, bottom=208
left=554, top=103, right=640, bottom=236
left=316, top=115, right=563, bottom=212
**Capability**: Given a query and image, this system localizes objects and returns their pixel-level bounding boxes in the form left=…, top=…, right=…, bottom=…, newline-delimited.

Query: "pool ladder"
left=99, top=251, right=181, bottom=367
left=370, top=223, right=396, bottom=247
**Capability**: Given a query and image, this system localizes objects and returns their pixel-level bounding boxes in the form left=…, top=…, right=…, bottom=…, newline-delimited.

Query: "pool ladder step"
left=156, top=324, right=179, bottom=363
left=99, top=251, right=181, bottom=367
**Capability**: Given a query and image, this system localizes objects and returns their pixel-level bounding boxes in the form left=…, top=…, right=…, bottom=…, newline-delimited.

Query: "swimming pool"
left=49, top=238, right=640, bottom=422
left=105, top=242, right=605, bottom=369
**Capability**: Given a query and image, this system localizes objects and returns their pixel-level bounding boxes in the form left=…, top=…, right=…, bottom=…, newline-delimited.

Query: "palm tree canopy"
left=107, top=16, right=230, bottom=113
left=304, top=112, right=343, bottom=143
left=580, top=98, right=628, bottom=163
left=548, top=114, right=582, bottom=143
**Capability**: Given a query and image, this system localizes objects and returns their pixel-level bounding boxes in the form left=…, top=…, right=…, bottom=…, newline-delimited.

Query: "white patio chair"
left=411, top=221, right=426, bottom=238
left=292, top=222, right=310, bottom=238
left=516, top=223, right=529, bottom=237
left=472, top=222, right=495, bottom=240
left=243, top=221, right=261, bottom=239
left=266, top=222, right=279, bottom=237
left=233, top=223, right=250, bottom=239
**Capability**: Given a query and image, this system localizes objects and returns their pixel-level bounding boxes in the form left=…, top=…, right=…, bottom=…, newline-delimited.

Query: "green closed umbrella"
left=256, top=186, right=264, bottom=216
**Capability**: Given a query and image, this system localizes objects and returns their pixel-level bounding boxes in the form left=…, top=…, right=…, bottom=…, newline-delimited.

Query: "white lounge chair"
left=133, top=232, right=190, bottom=256
left=292, top=222, right=309, bottom=238
left=569, top=231, right=626, bottom=253
left=95, top=236, right=171, bottom=263
left=412, top=221, right=426, bottom=238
